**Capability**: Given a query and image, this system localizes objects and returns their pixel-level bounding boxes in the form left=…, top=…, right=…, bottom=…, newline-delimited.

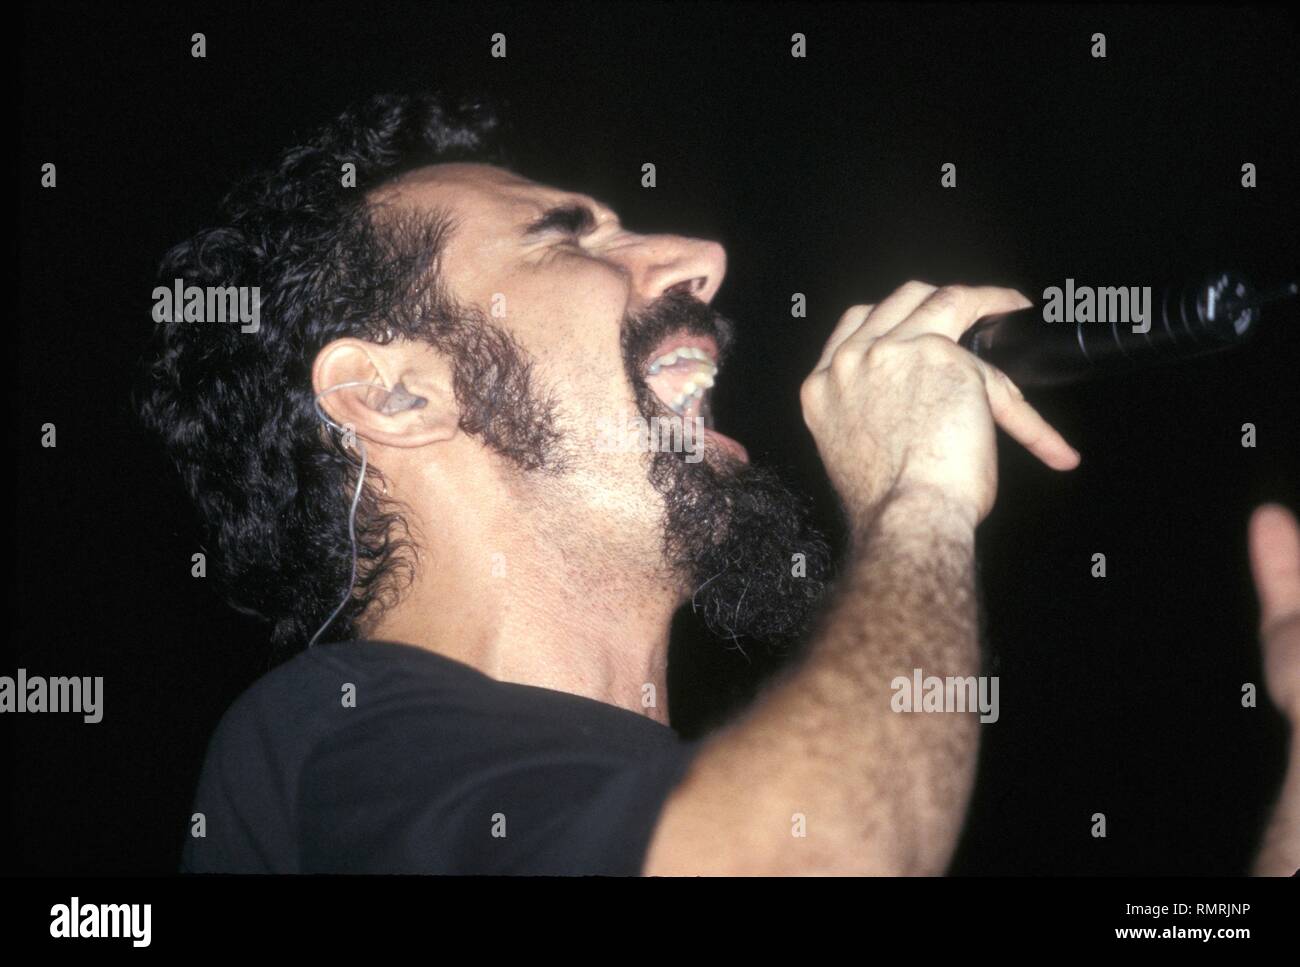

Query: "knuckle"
left=828, top=344, right=864, bottom=380
left=927, top=284, right=969, bottom=312
left=799, top=378, right=827, bottom=430
left=860, top=338, right=902, bottom=368
left=799, top=373, right=821, bottom=406
left=911, top=334, right=983, bottom=384
left=912, top=332, right=959, bottom=357
left=837, top=303, right=873, bottom=327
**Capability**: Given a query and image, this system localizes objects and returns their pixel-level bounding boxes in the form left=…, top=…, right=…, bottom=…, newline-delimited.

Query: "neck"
left=371, top=480, right=680, bottom=725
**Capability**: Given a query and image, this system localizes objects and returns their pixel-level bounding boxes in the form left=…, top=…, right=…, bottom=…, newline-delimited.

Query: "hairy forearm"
left=646, top=491, right=981, bottom=875
left=1253, top=730, right=1300, bottom=876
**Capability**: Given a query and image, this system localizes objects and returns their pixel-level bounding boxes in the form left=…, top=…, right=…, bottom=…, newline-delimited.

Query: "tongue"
left=645, top=365, right=698, bottom=411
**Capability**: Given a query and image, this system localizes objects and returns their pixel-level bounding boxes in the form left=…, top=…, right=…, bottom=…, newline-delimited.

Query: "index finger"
left=980, top=361, right=1081, bottom=471
left=813, top=304, right=875, bottom=372
left=888, top=285, right=1034, bottom=342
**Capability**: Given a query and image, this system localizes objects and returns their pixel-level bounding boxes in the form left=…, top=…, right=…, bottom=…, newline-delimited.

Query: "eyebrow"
left=522, top=203, right=600, bottom=239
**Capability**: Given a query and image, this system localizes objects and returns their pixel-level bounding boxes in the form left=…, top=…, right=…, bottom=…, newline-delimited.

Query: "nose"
left=622, top=234, right=728, bottom=307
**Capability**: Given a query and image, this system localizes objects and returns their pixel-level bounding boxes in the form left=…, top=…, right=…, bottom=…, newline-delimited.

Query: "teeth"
left=647, top=346, right=717, bottom=373
left=668, top=382, right=707, bottom=415
left=645, top=345, right=718, bottom=415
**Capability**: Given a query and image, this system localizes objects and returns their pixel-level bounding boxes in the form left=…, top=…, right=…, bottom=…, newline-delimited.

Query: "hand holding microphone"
left=800, top=270, right=1294, bottom=531
left=800, top=282, right=1081, bottom=534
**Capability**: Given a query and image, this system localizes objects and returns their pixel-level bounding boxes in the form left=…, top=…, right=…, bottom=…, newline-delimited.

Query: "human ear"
left=311, top=337, right=458, bottom=448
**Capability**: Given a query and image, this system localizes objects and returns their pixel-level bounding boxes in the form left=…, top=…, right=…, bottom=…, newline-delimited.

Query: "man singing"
left=140, top=93, right=1299, bottom=875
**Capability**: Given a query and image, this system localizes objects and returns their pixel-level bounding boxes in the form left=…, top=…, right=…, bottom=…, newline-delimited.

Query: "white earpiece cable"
left=308, top=380, right=380, bottom=648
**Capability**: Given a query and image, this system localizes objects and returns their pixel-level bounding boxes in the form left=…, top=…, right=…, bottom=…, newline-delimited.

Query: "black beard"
left=448, top=285, right=833, bottom=647
left=622, top=291, right=832, bottom=647
left=437, top=302, right=566, bottom=473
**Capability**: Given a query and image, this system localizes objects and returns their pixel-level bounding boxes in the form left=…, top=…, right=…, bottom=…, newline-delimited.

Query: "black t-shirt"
left=181, top=639, right=698, bottom=875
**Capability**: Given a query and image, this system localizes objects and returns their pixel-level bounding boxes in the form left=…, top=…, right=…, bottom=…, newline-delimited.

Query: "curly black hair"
left=137, top=92, right=559, bottom=656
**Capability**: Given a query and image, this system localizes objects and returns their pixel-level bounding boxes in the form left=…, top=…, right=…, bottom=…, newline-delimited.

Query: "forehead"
left=371, top=162, right=615, bottom=227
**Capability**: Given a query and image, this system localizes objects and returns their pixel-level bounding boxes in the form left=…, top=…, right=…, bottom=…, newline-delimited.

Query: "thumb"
left=1249, top=503, right=1300, bottom=637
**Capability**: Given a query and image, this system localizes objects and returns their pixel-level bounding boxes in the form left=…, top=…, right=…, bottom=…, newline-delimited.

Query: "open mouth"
left=641, top=332, right=749, bottom=463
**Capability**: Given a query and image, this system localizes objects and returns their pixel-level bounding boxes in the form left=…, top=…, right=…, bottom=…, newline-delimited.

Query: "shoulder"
left=188, top=640, right=696, bottom=875
left=204, top=638, right=686, bottom=779
left=200, top=640, right=496, bottom=764
left=183, top=640, right=496, bottom=872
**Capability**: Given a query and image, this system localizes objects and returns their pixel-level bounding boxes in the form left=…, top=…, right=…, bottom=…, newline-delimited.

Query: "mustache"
left=617, top=291, right=832, bottom=648
left=620, top=289, right=737, bottom=378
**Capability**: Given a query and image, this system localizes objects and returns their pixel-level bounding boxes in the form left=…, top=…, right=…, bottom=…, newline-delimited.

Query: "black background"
left=15, top=0, right=1300, bottom=875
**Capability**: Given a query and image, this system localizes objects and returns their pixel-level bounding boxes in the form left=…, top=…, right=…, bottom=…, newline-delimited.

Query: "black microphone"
left=957, top=272, right=1296, bottom=388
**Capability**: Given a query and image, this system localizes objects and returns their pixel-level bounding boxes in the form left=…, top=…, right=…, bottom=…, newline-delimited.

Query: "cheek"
left=534, top=263, right=632, bottom=386
left=469, top=256, right=635, bottom=423
left=565, top=258, right=630, bottom=335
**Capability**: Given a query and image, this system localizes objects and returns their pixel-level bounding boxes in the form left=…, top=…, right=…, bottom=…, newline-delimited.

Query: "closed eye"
left=523, top=204, right=599, bottom=240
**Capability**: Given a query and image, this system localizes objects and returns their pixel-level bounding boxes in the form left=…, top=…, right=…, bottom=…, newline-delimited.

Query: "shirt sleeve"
left=296, top=703, right=700, bottom=875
